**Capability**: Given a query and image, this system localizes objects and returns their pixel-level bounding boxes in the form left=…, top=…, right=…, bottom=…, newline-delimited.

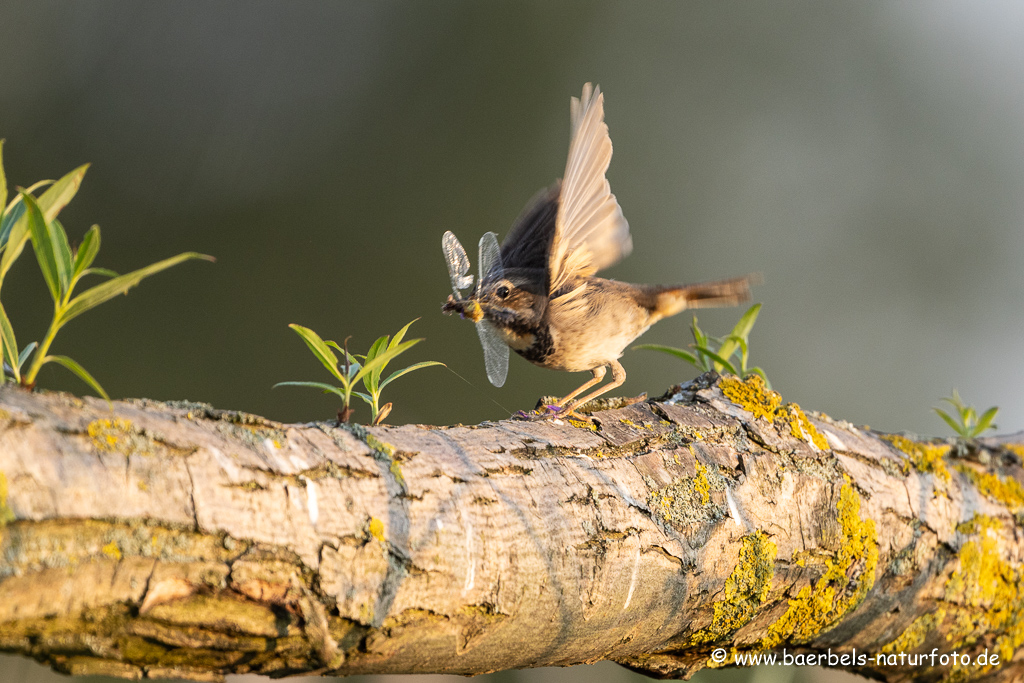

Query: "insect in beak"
left=441, top=295, right=486, bottom=324
left=464, top=300, right=484, bottom=323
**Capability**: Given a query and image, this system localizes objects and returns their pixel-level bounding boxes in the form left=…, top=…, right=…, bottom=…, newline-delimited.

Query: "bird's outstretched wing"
left=547, top=83, right=631, bottom=294
left=499, top=183, right=560, bottom=275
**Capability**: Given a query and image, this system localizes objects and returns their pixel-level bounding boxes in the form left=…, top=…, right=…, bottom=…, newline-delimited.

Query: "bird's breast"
left=496, top=323, right=554, bottom=364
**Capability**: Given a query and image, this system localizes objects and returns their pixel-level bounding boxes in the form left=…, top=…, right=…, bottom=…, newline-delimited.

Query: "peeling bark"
left=1, top=374, right=1023, bottom=682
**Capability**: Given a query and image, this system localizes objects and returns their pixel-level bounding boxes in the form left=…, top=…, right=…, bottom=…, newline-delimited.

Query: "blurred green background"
left=1, top=2, right=1022, bottom=682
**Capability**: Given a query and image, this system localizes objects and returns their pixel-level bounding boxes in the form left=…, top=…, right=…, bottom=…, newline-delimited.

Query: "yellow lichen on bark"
left=943, top=515, right=1024, bottom=676
left=760, top=480, right=878, bottom=650
left=881, top=434, right=951, bottom=482
left=693, top=530, right=777, bottom=646
left=87, top=418, right=159, bottom=456
left=720, top=375, right=782, bottom=422
left=0, top=472, right=14, bottom=525
left=720, top=375, right=829, bottom=451
left=368, top=518, right=385, bottom=543
left=955, top=466, right=1024, bottom=512
left=882, top=609, right=946, bottom=654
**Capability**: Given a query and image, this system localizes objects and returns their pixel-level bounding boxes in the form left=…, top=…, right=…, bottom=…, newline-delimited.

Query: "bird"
left=442, top=83, right=754, bottom=418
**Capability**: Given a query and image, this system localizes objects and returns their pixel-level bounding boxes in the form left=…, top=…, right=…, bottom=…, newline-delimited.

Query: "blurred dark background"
left=2, top=2, right=1022, bottom=682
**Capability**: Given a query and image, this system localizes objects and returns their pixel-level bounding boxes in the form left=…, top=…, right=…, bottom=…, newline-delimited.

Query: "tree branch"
left=1, top=374, right=1022, bottom=682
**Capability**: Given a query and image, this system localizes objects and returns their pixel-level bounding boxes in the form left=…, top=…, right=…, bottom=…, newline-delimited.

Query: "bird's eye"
left=496, top=285, right=510, bottom=299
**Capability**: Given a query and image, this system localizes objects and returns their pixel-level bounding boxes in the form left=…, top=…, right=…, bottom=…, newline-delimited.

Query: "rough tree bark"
left=0, top=374, right=1022, bottom=683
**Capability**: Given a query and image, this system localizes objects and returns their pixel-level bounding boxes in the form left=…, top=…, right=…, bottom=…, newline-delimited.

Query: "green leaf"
left=21, top=193, right=61, bottom=302
left=81, top=267, right=118, bottom=279
left=690, top=315, right=707, bottom=348
left=0, top=200, right=24, bottom=251
left=325, top=340, right=361, bottom=380
left=17, top=341, right=37, bottom=371
left=962, top=406, right=976, bottom=429
left=45, top=355, right=109, bottom=402
left=351, top=390, right=374, bottom=406
left=286, top=324, right=346, bottom=385
left=0, top=207, right=30, bottom=284
left=59, top=252, right=214, bottom=327
left=0, top=319, right=8, bottom=378
left=633, top=343, right=700, bottom=367
left=365, top=335, right=389, bottom=361
left=72, top=225, right=101, bottom=280
left=389, top=319, right=419, bottom=350
left=0, top=180, right=54, bottom=252
left=717, top=306, right=760, bottom=367
left=722, top=335, right=750, bottom=372
left=48, top=218, right=74, bottom=296
left=379, top=361, right=446, bottom=390
left=0, top=140, right=7, bottom=225
left=731, top=303, right=762, bottom=341
left=0, top=161, right=85, bottom=282
left=363, top=335, right=390, bottom=395
left=0, top=303, right=14, bottom=381
left=933, top=408, right=965, bottom=437
left=715, top=340, right=737, bottom=366
left=352, top=339, right=421, bottom=385
left=973, top=406, right=999, bottom=437
left=725, top=333, right=748, bottom=356
left=694, top=347, right=738, bottom=375
left=36, top=164, right=88, bottom=224
left=941, top=390, right=965, bottom=411
left=273, top=380, right=346, bottom=399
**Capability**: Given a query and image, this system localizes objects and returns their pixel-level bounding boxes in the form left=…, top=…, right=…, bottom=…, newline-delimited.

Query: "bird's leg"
left=553, top=365, right=607, bottom=409
left=560, top=360, right=626, bottom=417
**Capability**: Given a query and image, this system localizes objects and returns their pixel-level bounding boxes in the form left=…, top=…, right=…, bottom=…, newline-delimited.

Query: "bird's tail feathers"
left=647, top=274, right=758, bottom=322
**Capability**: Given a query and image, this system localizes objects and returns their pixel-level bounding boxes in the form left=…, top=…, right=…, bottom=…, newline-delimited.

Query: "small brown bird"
left=442, top=83, right=754, bottom=416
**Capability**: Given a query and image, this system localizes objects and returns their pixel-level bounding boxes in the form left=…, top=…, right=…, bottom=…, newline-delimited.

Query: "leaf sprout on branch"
left=934, top=389, right=998, bottom=440
left=276, top=319, right=444, bottom=425
left=634, top=303, right=769, bottom=386
left=0, top=142, right=212, bottom=399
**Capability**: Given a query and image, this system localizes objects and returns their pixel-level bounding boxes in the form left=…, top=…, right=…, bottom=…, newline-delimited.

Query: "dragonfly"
left=441, top=230, right=509, bottom=387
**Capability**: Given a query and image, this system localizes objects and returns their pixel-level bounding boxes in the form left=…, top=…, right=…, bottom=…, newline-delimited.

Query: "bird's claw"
left=512, top=402, right=593, bottom=424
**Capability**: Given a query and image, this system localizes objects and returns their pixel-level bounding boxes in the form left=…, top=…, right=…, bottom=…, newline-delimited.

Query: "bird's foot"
left=514, top=393, right=647, bottom=423
left=575, top=393, right=647, bottom=413
left=556, top=408, right=594, bottom=425
left=514, top=403, right=566, bottom=422
left=512, top=400, right=582, bottom=423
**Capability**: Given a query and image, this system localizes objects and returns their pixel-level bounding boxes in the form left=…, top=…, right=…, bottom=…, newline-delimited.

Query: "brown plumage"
left=442, top=84, right=754, bottom=416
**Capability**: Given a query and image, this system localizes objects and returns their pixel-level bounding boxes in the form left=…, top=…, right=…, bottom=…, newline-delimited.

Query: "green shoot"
left=276, top=319, right=444, bottom=425
left=934, top=390, right=998, bottom=439
left=0, top=139, right=76, bottom=384
left=355, top=319, right=446, bottom=424
left=0, top=146, right=213, bottom=397
left=634, top=303, right=769, bottom=386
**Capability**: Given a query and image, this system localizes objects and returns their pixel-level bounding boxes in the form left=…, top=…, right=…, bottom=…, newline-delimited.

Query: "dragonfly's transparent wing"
left=477, top=231, right=503, bottom=294
left=442, top=231, right=473, bottom=295
left=475, top=320, right=509, bottom=387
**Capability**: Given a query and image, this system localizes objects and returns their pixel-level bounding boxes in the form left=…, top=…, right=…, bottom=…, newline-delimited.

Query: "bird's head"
left=442, top=268, right=546, bottom=330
